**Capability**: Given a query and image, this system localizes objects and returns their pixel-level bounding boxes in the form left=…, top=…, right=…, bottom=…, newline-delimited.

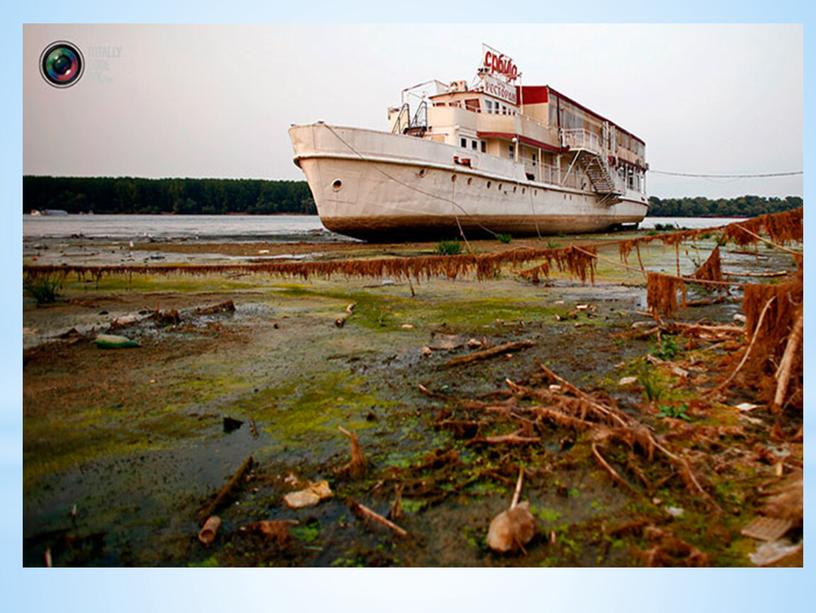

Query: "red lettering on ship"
left=483, top=51, right=519, bottom=82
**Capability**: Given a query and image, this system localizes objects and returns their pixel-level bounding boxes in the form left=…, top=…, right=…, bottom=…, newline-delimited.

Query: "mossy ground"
left=22, top=237, right=800, bottom=566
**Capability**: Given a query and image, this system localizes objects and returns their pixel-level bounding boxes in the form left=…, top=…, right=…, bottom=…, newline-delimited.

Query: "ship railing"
left=536, top=163, right=581, bottom=190
left=560, top=128, right=606, bottom=157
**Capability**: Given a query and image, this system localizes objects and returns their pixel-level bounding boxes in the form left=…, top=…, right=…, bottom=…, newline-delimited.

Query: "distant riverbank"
left=24, top=176, right=800, bottom=218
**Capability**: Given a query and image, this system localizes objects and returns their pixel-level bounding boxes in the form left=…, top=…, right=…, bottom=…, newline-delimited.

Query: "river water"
left=23, top=214, right=744, bottom=241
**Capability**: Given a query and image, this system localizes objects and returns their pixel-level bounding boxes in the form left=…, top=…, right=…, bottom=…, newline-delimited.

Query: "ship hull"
left=289, top=123, right=649, bottom=241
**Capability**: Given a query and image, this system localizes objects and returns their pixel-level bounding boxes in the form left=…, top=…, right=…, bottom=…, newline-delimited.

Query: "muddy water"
left=22, top=239, right=798, bottom=566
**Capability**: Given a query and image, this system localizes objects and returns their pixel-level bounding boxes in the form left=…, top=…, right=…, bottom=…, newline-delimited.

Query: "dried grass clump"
left=646, top=272, right=687, bottom=318
left=722, top=208, right=803, bottom=247
left=518, top=246, right=597, bottom=284
left=738, top=277, right=803, bottom=407
left=692, top=246, right=723, bottom=283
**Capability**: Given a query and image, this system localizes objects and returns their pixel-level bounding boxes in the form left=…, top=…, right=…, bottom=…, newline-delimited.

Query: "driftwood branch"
left=444, top=340, right=535, bottom=368
left=199, top=455, right=254, bottom=522
left=713, top=297, right=776, bottom=395
left=592, top=443, right=636, bottom=494
left=774, top=308, right=803, bottom=408
left=467, top=430, right=541, bottom=446
left=510, top=466, right=524, bottom=509
left=349, top=500, right=408, bottom=538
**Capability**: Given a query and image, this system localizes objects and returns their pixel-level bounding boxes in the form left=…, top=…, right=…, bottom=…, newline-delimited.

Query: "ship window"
left=480, top=141, right=486, bottom=153
left=534, top=190, right=538, bottom=196
left=460, top=138, right=467, bottom=148
left=451, top=174, right=456, bottom=182
left=486, top=181, right=491, bottom=189
left=471, top=140, right=477, bottom=150
left=485, top=100, right=493, bottom=113
left=512, top=186, right=517, bottom=193
left=331, top=179, right=343, bottom=191
left=417, top=168, right=427, bottom=178
left=522, top=188, right=526, bottom=194
left=467, top=177, right=472, bottom=185
left=498, top=183, right=503, bottom=190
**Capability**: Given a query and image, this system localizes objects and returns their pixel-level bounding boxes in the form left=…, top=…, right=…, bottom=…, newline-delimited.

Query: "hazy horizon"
left=24, top=24, right=803, bottom=199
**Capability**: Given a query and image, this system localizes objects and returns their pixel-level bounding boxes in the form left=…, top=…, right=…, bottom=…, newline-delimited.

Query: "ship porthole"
left=331, top=179, right=343, bottom=192
left=467, top=177, right=472, bottom=185
left=486, top=181, right=491, bottom=189
left=417, top=168, right=427, bottom=178
left=451, top=174, right=457, bottom=182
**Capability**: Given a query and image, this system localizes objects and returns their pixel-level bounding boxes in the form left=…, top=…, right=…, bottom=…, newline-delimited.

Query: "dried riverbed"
left=23, top=232, right=802, bottom=567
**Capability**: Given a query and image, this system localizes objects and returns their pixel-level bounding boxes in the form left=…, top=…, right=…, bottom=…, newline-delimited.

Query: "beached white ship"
left=289, top=45, right=649, bottom=241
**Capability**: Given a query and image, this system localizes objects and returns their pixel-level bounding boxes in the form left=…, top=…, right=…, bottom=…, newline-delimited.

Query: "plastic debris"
left=94, top=334, right=140, bottom=349
left=741, top=516, right=793, bottom=542
left=749, top=539, right=802, bottom=566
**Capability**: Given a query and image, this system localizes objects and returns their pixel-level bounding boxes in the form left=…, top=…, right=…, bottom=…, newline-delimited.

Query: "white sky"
left=23, top=24, right=802, bottom=199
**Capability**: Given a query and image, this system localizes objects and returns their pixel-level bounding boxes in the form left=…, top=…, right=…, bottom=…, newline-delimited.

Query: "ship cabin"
left=389, top=79, right=647, bottom=197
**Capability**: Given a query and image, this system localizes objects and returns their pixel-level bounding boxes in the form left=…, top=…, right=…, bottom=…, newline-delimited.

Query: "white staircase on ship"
left=561, top=128, right=624, bottom=203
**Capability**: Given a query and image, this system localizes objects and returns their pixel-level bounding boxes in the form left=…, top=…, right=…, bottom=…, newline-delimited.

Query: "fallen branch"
left=194, top=300, right=236, bottom=315
left=774, top=308, right=803, bottom=409
left=349, top=500, right=408, bottom=538
left=713, top=297, right=776, bottom=395
left=511, top=466, right=524, bottom=509
left=338, top=426, right=367, bottom=478
left=199, top=455, right=254, bottom=522
left=592, top=443, right=637, bottom=495
left=724, top=270, right=791, bottom=278
left=537, top=365, right=630, bottom=428
left=467, top=430, right=541, bottom=446
left=444, top=340, right=535, bottom=368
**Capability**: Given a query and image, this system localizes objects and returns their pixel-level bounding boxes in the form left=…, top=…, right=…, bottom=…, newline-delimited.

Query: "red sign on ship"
left=483, top=49, right=519, bottom=82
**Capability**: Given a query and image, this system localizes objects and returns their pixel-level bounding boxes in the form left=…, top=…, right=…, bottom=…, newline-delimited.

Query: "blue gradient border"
left=2, top=2, right=811, bottom=611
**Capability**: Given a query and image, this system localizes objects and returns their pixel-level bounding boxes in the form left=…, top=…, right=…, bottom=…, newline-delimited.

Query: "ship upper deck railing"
left=560, top=128, right=606, bottom=157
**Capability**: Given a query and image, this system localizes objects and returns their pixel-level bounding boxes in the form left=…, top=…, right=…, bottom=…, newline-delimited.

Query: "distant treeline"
left=23, top=176, right=316, bottom=215
left=23, top=176, right=802, bottom=218
left=647, top=195, right=802, bottom=218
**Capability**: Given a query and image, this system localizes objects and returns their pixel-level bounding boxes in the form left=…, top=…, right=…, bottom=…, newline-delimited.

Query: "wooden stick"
left=510, top=466, right=524, bottom=509
left=349, top=500, right=408, bottom=538
left=537, top=364, right=630, bottom=428
left=444, top=340, right=535, bottom=368
left=338, top=426, right=366, bottom=477
left=467, top=431, right=541, bottom=446
left=199, top=455, right=254, bottom=522
left=635, top=243, right=647, bottom=279
left=732, top=225, right=801, bottom=256
left=675, top=243, right=681, bottom=277
left=724, top=270, right=791, bottom=278
left=713, top=297, right=776, bottom=395
left=592, top=443, right=636, bottom=494
left=774, top=308, right=803, bottom=408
